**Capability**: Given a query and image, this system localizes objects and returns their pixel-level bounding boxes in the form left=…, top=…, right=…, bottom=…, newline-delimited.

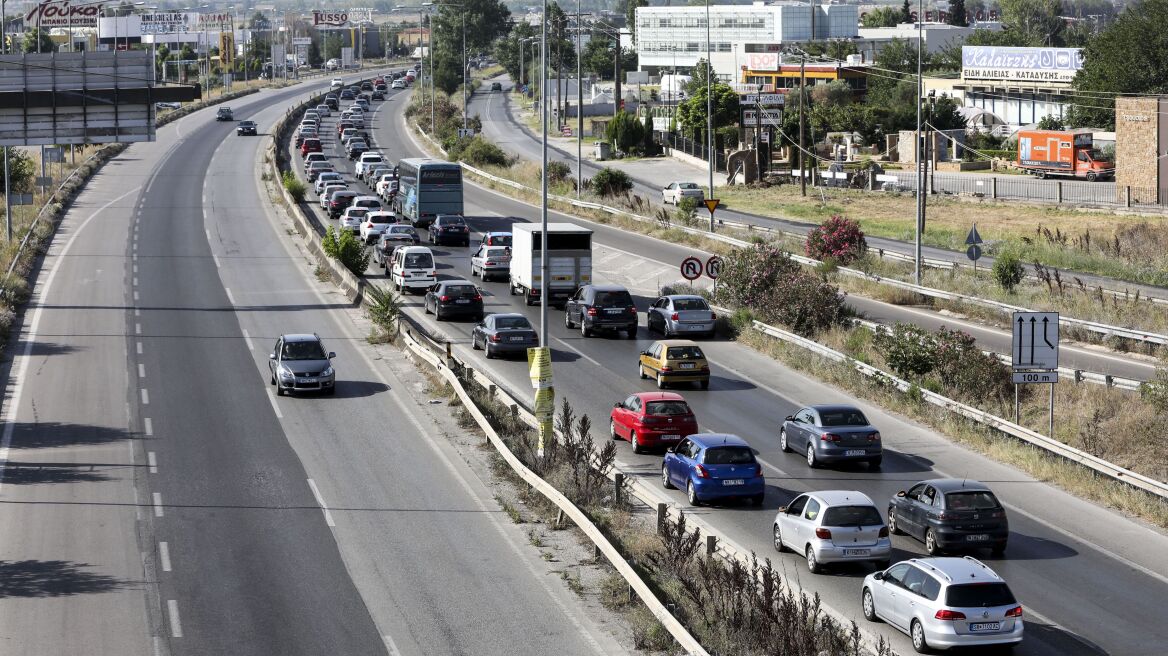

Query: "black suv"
left=887, top=479, right=1009, bottom=556
left=564, top=285, right=638, bottom=339
left=428, top=214, right=470, bottom=246
left=216, top=106, right=233, bottom=121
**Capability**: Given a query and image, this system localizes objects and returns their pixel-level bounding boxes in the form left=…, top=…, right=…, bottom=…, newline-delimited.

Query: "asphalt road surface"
left=284, top=85, right=1168, bottom=656
left=0, top=73, right=626, bottom=656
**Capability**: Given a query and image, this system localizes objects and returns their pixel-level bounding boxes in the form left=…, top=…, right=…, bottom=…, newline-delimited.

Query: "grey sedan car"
left=471, top=313, right=538, bottom=358
left=646, top=294, right=716, bottom=338
left=780, top=405, right=882, bottom=469
left=269, top=334, right=336, bottom=396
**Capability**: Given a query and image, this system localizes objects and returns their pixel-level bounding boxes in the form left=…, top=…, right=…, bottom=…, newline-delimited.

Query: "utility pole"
left=798, top=54, right=806, bottom=197
left=613, top=35, right=621, bottom=117
left=705, top=0, right=714, bottom=231
left=539, top=0, right=549, bottom=351
left=914, top=0, right=924, bottom=285
left=2, top=0, right=9, bottom=242
left=576, top=3, right=583, bottom=198
left=461, top=12, right=467, bottom=130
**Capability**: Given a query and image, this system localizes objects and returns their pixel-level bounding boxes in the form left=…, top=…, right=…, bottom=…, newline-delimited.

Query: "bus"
left=394, top=158, right=463, bottom=229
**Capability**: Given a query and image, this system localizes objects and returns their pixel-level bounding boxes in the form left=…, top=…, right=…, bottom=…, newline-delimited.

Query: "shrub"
left=543, top=160, right=571, bottom=183
left=1140, top=368, right=1168, bottom=413
left=715, top=242, right=800, bottom=310
left=676, top=196, right=699, bottom=226
left=761, top=270, right=847, bottom=337
left=589, top=167, right=633, bottom=197
left=322, top=226, right=370, bottom=275
left=365, top=283, right=400, bottom=331
left=605, top=110, right=643, bottom=156
left=281, top=170, right=306, bottom=202
left=992, top=249, right=1025, bottom=293
left=872, top=322, right=937, bottom=379
left=932, top=326, right=1013, bottom=405
left=456, top=137, right=510, bottom=167
left=805, top=214, right=866, bottom=265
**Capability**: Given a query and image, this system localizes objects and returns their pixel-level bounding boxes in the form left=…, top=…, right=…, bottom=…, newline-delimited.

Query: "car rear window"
left=666, top=346, right=704, bottom=360
left=673, top=298, right=709, bottom=311
left=645, top=401, right=690, bottom=416
left=486, top=247, right=510, bottom=258
left=945, top=583, right=1017, bottom=608
left=444, top=284, right=477, bottom=297
left=679, top=183, right=700, bottom=189
left=389, top=226, right=415, bottom=235
left=944, top=491, right=1001, bottom=511
left=496, top=316, right=531, bottom=329
left=304, top=139, right=320, bottom=147
left=346, top=209, right=369, bottom=218
left=821, top=505, right=883, bottom=527
left=487, top=234, right=512, bottom=246
left=403, top=253, right=433, bottom=268
left=595, top=290, right=633, bottom=307
left=440, top=216, right=466, bottom=225
left=819, top=409, right=870, bottom=427
left=702, top=447, right=755, bottom=465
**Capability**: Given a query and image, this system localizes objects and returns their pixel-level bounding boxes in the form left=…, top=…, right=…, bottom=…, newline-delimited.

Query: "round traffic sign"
left=705, top=255, right=722, bottom=280
left=680, top=256, right=702, bottom=281
left=966, top=245, right=983, bottom=261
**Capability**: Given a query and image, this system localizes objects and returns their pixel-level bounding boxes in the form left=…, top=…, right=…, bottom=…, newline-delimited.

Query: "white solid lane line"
left=241, top=328, right=254, bottom=351
left=266, top=389, right=283, bottom=418
left=224, top=287, right=235, bottom=305
left=306, top=478, right=337, bottom=527
left=159, top=541, right=172, bottom=572
left=167, top=600, right=183, bottom=638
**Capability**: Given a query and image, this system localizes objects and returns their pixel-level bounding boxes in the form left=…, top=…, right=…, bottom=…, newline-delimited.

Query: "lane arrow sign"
left=1016, top=316, right=1024, bottom=363
left=1029, top=316, right=1037, bottom=364
left=1043, top=316, right=1055, bottom=348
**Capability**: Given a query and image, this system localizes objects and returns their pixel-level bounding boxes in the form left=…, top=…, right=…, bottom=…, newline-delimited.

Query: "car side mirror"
left=613, top=402, right=622, bottom=409
left=896, top=490, right=906, bottom=498
left=873, top=571, right=884, bottom=581
left=328, top=352, right=336, bottom=359
left=777, top=505, right=787, bottom=514
left=640, top=350, right=651, bottom=356
left=784, top=415, right=794, bottom=422
left=269, top=353, right=276, bottom=360
left=666, top=446, right=676, bottom=453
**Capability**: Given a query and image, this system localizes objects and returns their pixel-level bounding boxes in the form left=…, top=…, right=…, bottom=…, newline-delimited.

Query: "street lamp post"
left=705, top=0, right=714, bottom=231
left=539, top=0, right=549, bottom=353
left=575, top=4, right=583, bottom=198
left=914, top=0, right=923, bottom=285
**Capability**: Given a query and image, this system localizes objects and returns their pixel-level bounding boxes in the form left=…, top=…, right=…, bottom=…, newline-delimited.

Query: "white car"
left=772, top=490, right=891, bottom=573
left=315, top=104, right=331, bottom=117
left=319, top=183, right=348, bottom=209
left=359, top=211, right=396, bottom=244
left=354, top=152, right=385, bottom=178
left=662, top=181, right=705, bottom=205
left=303, top=152, right=328, bottom=169
left=338, top=207, right=369, bottom=233
left=313, top=171, right=344, bottom=194
left=391, top=79, right=406, bottom=90
left=330, top=78, right=343, bottom=89
left=376, top=174, right=399, bottom=200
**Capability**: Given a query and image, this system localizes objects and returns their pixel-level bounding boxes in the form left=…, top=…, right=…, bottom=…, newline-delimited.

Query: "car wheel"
left=270, top=370, right=276, bottom=385
left=472, top=334, right=481, bottom=350
left=580, top=321, right=590, bottom=338
left=773, top=524, right=786, bottom=552
left=435, top=306, right=444, bottom=321
left=485, top=343, right=494, bottom=359
left=686, top=481, right=701, bottom=506
left=276, top=384, right=285, bottom=397
left=564, top=311, right=574, bottom=329
left=423, top=299, right=431, bottom=314
left=326, top=385, right=336, bottom=396
left=806, top=546, right=821, bottom=574
left=750, top=493, right=764, bottom=507
left=868, top=456, right=882, bottom=470
left=630, top=430, right=643, bottom=454
left=699, top=379, right=709, bottom=390
left=1087, top=171, right=1098, bottom=182
left=662, top=463, right=674, bottom=489
left=806, top=444, right=819, bottom=468
left=639, top=364, right=648, bottom=380
left=862, top=588, right=879, bottom=623
left=887, top=509, right=903, bottom=535
left=627, top=327, right=637, bottom=339
left=925, top=529, right=941, bottom=555
left=609, top=419, right=620, bottom=441
left=991, top=542, right=1008, bottom=557
left=911, top=619, right=930, bottom=654
left=779, top=428, right=791, bottom=452
left=656, top=373, right=666, bottom=389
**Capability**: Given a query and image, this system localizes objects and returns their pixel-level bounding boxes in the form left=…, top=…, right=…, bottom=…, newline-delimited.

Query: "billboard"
left=196, top=12, right=233, bottom=31
left=140, top=12, right=190, bottom=35
left=961, top=46, right=1083, bottom=84
left=25, top=0, right=106, bottom=28
left=313, top=10, right=350, bottom=26
left=746, top=52, right=780, bottom=72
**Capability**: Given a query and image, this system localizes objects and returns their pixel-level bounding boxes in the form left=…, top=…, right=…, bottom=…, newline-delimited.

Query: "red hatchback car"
left=300, top=138, right=322, bottom=157
left=610, top=392, right=698, bottom=453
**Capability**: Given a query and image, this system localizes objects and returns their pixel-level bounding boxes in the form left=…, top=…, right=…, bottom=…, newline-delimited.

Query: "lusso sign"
left=26, top=0, right=105, bottom=28
left=313, top=10, right=349, bottom=26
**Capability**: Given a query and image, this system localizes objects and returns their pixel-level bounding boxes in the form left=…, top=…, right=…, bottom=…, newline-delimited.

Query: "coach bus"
left=393, top=158, right=463, bottom=229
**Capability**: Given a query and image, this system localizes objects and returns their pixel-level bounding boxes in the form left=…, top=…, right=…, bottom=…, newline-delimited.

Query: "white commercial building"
left=635, top=2, right=858, bottom=79
left=856, top=22, right=990, bottom=59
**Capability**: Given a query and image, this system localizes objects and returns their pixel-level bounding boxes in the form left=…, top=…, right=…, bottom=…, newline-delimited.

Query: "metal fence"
left=659, top=133, right=727, bottom=172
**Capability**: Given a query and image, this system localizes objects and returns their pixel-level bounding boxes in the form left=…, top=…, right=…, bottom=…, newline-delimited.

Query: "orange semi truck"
left=1016, top=130, right=1113, bottom=181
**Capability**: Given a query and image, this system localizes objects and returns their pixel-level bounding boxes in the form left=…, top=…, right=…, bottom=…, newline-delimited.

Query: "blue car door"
left=669, top=439, right=693, bottom=486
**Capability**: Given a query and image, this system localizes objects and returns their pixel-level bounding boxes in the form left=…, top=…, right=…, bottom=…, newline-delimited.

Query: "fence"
left=659, top=132, right=727, bottom=172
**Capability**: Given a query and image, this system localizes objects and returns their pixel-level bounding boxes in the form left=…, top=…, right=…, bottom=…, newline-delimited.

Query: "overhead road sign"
left=1012, top=311, right=1059, bottom=370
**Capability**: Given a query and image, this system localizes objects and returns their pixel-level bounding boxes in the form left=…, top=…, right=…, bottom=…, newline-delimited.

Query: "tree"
left=0, top=148, right=35, bottom=194
left=324, top=32, right=343, bottom=62
left=431, top=0, right=509, bottom=58
left=22, top=28, right=56, bottom=53
left=1067, top=0, right=1168, bottom=130
left=625, top=0, right=649, bottom=44
left=948, top=0, right=968, bottom=26
left=684, top=58, right=712, bottom=96
left=926, top=96, right=967, bottom=131
left=307, top=36, right=323, bottom=68
left=862, top=7, right=903, bottom=28
left=1036, top=114, right=1065, bottom=130
left=581, top=39, right=636, bottom=80
left=676, top=82, right=738, bottom=141
left=901, top=0, right=912, bottom=22
left=606, top=110, right=644, bottom=155
left=493, top=22, right=536, bottom=86
left=998, top=0, right=1065, bottom=46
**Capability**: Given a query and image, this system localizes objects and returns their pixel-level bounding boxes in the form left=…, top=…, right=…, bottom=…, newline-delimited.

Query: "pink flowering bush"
left=716, top=242, right=846, bottom=337
left=805, top=215, right=867, bottom=265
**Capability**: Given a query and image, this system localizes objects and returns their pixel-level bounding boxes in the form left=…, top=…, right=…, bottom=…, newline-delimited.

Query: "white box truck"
left=509, top=223, right=592, bottom=307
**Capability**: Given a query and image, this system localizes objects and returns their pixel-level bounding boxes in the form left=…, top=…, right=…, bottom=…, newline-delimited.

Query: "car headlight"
left=321, top=366, right=334, bottom=378
left=278, top=365, right=295, bottom=379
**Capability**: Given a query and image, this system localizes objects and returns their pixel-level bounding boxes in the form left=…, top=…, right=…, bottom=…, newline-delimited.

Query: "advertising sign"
left=741, top=109, right=783, bottom=123
left=739, top=93, right=785, bottom=106
left=348, top=7, right=374, bottom=23
left=313, top=10, right=350, bottom=26
left=746, top=52, right=779, bottom=71
left=292, top=36, right=312, bottom=46
left=26, top=1, right=106, bottom=28
left=961, top=46, right=1083, bottom=84
left=196, top=12, right=233, bottom=31
left=341, top=46, right=354, bottom=68
left=140, top=12, right=189, bottom=34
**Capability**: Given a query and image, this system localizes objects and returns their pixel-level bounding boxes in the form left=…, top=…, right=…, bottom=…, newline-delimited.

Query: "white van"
left=390, top=246, right=436, bottom=293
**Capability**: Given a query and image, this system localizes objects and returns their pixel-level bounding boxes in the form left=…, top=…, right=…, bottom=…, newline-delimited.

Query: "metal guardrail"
left=749, top=319, right=1168, bottom=500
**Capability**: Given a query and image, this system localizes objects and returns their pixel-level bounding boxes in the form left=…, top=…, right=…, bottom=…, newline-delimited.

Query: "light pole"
left=539, top=0, right=549, bottom=353
left=705, top=0, right=714, bottom=231
left=914, top=0, right=923, bottom=285
left=575, top=5, right=583, bottom=198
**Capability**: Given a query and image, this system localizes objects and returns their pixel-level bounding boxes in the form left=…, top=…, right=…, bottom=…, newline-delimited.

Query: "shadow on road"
left=0, top=560, right=133, bottom=598
left=0, top=464, right=113, bottom=485
left=2, top=422, right=137, bottom=450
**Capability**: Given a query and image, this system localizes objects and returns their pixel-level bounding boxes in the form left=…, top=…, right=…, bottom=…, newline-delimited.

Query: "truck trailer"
left=1016, top=130, right=1113, bottom=181
left=509, top=223, right=592, bottom=307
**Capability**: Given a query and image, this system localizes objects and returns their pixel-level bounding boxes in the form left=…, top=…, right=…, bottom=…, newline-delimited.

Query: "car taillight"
left=428, top=271, right=436, bottom=277
left=439, top=295, right=451, bottom=302
left=587, top=308, right=598, bottom=316
left=472, top=294, right=482, bottom=301
left=815, top=528, right=832, bottom=540
left=489, top=334, right=501, bottom=342
left=752, top=463, right=763, bottom=478
left=700, top=366, right=710, bottom=372
left=934, top=609, right=966, bottom=621
left=660, top=366, right=672, bottom=372
left=937, top=511, right=956, bottom=520
left=671, top=312, right=679, bottom=321
left=869, top=431, right=881, bottom=442
left=878, top=526, right=889, bottom=538
left=629, top=306, right=637, bottom=314
left=1005, top=606, right=1023, bottom=618
left=820, top=433, right=840, bottom=442
left=694, top=464, right=710, bottom=479
left=711, top=312, right=717, bottom=320
left=484, top=261, right=495, bottom=266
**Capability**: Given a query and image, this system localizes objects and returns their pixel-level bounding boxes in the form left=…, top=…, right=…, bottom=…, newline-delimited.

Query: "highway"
left=280, top=80, right=1168, bottom=656
left=0, top=74, right=627, bottom=655
left=471, top=76, right=1168, bottom=303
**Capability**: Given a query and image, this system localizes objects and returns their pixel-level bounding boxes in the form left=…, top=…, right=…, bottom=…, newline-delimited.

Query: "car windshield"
left=404, top=253, right=433, bottom=268
left=673, top=298, right=708, bottom=311
left=702, top=447, right=755, bottom=465
left=666, top=346, right=704, bottom=360
left=282, top=340, right=326, bottom=360
left=945, top=491, right=1001, bottom=511
left=444, top=284, right=477, bottom=297
left=945, top=583, right=1016, bottom=608
left=495, top=316, right=531, bottom=330
left=821, top=505, right=883, bottom=527
left=595, top=291, right=633, bottom=307
left=645, top=401, right=690, bottom=416
left=818, top=409, right=870, bottom=427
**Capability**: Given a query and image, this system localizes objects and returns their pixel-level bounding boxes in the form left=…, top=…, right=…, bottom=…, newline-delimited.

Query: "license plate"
left=300, top=377, right=317, bottom=383
left=687, top=324, right=703, bottom=330
left=661, top=434, right=680, bottom=440
left=970, top=622, right=1000, bottom=632
left=605, top=308, right=622, bottom=314
left=509, top=336, right=525, bottom=342
left=966, top=534, right=990, bottom=542
left=680, top=363, right=696, bottom=369
left=722, top=479, right=744, bottom=486
left=843, top=549, right=870, bottom=556
left=845, top=449, right=866, bottom=456
left=456, top=299, right=469, bottom=304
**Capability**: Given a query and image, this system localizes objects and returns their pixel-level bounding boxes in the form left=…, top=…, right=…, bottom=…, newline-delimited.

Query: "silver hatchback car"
left=646, top=294, right=717, bottom=338
left=269, top=334, right=336, bottom=396
left=862, top=557, right=1023, bottom=653
left=773, top=490, right=891, bottom=573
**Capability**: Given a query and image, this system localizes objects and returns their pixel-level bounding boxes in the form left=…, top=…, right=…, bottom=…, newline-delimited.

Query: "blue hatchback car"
left=662, top=434, right=765, bottom=506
